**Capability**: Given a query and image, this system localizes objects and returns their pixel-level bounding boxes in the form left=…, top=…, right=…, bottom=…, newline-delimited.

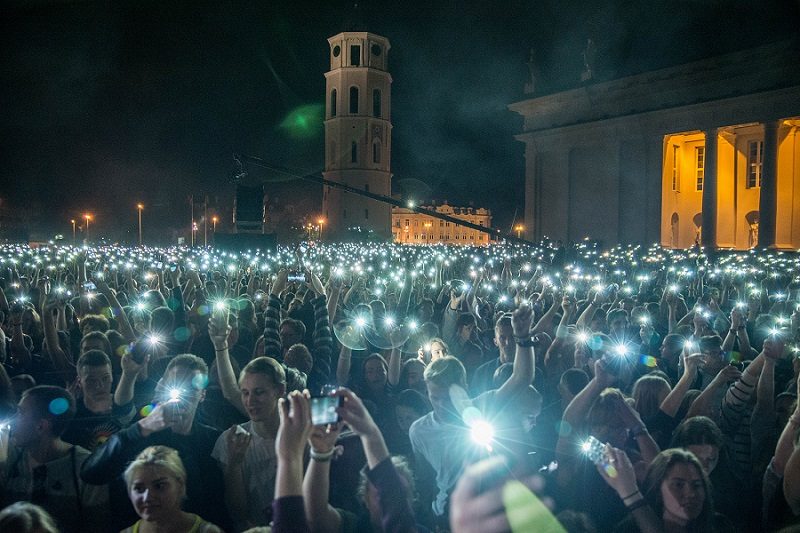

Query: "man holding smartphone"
left=80, top=354, right=229, bottom=531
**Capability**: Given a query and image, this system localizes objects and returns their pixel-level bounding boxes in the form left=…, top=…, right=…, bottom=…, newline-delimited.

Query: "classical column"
left=700, top=128, right=718, bottom=250
left=757, top=120, right=779, bottom=248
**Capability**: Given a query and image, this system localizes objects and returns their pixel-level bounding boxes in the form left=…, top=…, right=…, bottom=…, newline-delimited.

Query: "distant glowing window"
left=350, top=45, right=361, bottom=66
left=372, top=89, right=382, bottom=117
left=351, top=141, right=357, bottom=163
left=349, top=87, right=359, bottom=114
left=330, top=89, right=337, bottom=117
left=695, top=146, right=705, bottom=191
left=747, top=140, right=763, bottom=188
left=671, top=145, right=680, bottom=191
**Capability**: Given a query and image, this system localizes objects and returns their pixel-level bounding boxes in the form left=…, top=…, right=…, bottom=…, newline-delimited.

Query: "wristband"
left=620, top=490, right=641, bottom=501
left=214, top=346, right=229, bottom=352
left=626, top=498, right=647, bottom=512
left=310, top=448, right=335, bottom=462
left=516, top=339, right=536, bottom=348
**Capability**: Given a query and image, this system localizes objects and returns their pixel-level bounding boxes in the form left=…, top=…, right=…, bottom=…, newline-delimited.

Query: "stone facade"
left=509, top=40, right=800, bottom=249
left=392, top=203, right=493, bottom=245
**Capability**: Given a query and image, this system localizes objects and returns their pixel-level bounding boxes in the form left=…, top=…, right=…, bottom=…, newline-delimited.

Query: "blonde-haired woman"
left=122, top=446, right=223, bottom=533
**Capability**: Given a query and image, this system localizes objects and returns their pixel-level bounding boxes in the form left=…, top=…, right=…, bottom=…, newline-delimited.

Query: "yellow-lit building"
left=392, top=203, right=493, bottom=245
left=510, top=40, right=800, bottom=250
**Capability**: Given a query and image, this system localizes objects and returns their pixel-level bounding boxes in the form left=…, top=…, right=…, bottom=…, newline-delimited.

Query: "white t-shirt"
left=211, top=421, right=276, bottom=528
left=409, top=391, right=497, bottom=516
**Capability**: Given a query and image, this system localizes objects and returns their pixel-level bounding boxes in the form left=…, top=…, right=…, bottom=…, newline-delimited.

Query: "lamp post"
left=137, top=203, right=144, bottom=246
left=70, top=219, right=76, bottom=243
left=515, top=224, right=524, bottom=239
left=84, top=214, right=92, bottom=241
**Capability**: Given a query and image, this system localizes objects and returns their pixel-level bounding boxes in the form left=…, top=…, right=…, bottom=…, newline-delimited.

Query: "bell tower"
left=322, top=32, right=392, bottom=240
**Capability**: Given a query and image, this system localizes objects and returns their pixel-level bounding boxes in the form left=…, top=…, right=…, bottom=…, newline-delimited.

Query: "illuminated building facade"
left=510, top=41, right=800, bottom=250
left=392, top=203, right=493, bottom=245
left=322, top=32, right=393, bottom=240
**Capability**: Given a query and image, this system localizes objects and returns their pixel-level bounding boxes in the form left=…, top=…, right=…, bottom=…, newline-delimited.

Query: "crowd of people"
left=0, top=239, right=798, bottom=532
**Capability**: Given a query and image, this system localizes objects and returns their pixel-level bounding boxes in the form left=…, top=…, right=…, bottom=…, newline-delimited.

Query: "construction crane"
left=233, top=154, right=532, bottom=246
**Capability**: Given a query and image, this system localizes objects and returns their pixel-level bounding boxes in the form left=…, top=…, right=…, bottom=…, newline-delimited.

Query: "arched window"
left=372, top=89, right=381, bottom=117
left=351, top=141, right=358, bottom=163
left=372, top=141, right=381, bottom=164
left=349, top=87, right=359, bottom=114
left=330, top=89, right=337, bottom=117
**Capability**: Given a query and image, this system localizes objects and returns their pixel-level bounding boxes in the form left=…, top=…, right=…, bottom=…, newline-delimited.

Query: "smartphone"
left=287, top=271, right=305, bottom=283
left=83, top=281, right=97, bottom=291
left=129, top=341, right=148, bottom=365
left=310, top=395, right=343, bottom=426
left=169, top=264, right=178, bottom=273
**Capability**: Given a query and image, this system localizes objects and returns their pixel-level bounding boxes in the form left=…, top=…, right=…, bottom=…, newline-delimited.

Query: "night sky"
left=1, top=0, right=798, bottom=242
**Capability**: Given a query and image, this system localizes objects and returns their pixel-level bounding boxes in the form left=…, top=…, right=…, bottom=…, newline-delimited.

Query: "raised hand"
left=226, top=424, right=252, bottom=466
left=335, top=388, right=380, bottom=438
left=511, top=302, right=533, bottom=337
left=276, top=390, right=312, bottom=462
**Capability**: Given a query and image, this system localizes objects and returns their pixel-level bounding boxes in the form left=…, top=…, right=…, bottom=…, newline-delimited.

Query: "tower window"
left=330, top=89, right=337, bottom=117
left=349, top=87, right=359, bottom=114
left=695, top=146, right=705, bottom=191
left=364, top=209, right=369, bottom=219
left=372, top=89, right=381, bottom=118
left=372, top=142, right=381, bottom=163
left=350, top=45, right=361, bottom=66
left=747, top=140, right=763, bottom=188
left=351, top=141, right=358, bottom=163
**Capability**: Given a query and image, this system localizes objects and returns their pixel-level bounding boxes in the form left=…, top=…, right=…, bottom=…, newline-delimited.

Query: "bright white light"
left=470, top=419, right=495, bottom=451
left=355, top=316, right=367, bottom=328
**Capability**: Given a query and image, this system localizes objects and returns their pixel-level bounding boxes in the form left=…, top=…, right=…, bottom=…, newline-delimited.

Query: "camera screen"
left=310, top=396, right=341, bottom=426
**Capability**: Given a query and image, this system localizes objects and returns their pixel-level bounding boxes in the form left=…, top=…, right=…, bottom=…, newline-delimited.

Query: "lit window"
left=671, top=145, right=680, bottom=192
left=695, top=146, right=705, bottom=191
left=747, top=140, right=763, bottom=188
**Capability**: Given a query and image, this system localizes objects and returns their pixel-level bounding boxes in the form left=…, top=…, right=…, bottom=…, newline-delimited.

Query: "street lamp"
left=70, top=219, right=76, bottom=243
left=84, top=214, right=92, bottom=241
left=137, top=203, right=144, bottom=246
left=317, top=218, right=325, bottom=240
left=515, top=224, right=524, bottom=239
left=212, top=216, right=218, bottom=234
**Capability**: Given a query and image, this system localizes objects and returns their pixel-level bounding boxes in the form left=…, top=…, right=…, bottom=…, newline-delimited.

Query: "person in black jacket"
left=80, top=354, right=229, bottom=531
